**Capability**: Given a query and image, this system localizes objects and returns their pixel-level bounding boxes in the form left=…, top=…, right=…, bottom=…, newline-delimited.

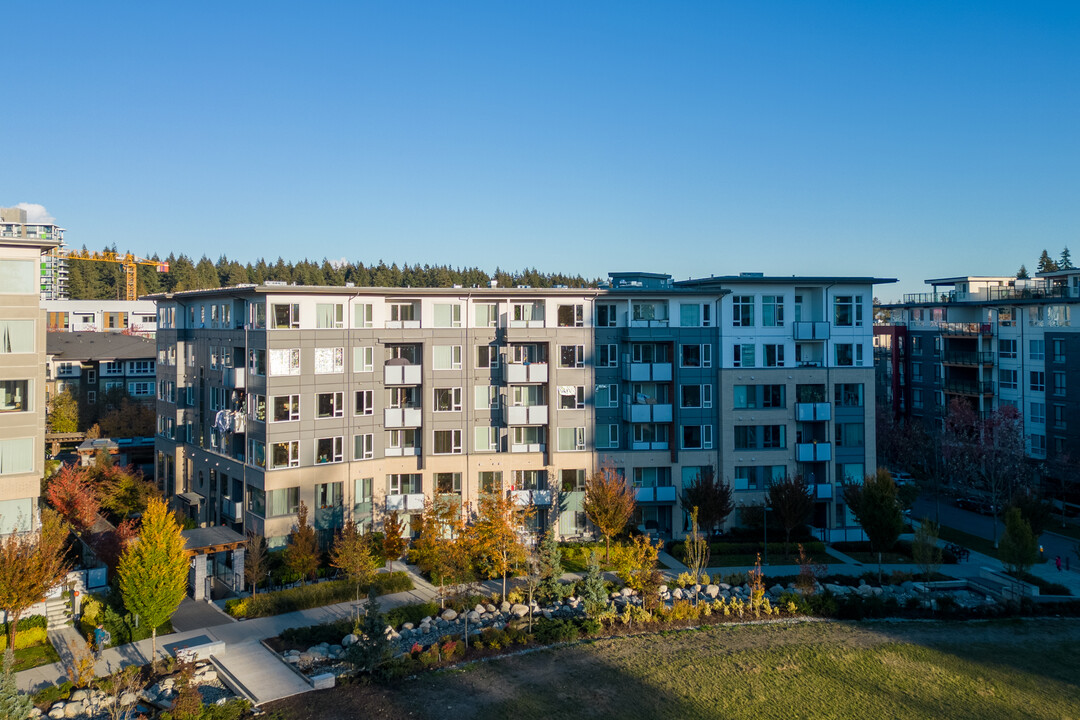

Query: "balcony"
left=386, top=493, right=426, bottom=512
left=622, top=400, right=673, bottom=423
left=942, top=351, right=994, bottom=366
left=622, top=362, right=673, bottom=382
left=510, top=489, right=552, bottom=506
left=812, top=483, right=834, bottom=499
left=938, top=322, right=993, bottom=336
left=384, top=408, right=422, bottom=427
left=220, top=497, right=243, bottom=521
left=796, top=442, right=832, bottom=462
left=793, top=321, right=830, bottom=340
left=385, top=445, right=421, bottom=457
left=506, top=363, right=548, bottom=383
left=507, top=405, right=548, bottom=425
left=944, top=379, right=994, bottom=396
left=795, top=402, right=831, bottom=422
left=384, top=364, right=422, bottom=385
left=630, top=441, right=669, bottom=451
left=223, top=367, right=245, bottom=389
left=510, top=442, right=546, bottom=453
left=635, top=486, right=677, bottom=503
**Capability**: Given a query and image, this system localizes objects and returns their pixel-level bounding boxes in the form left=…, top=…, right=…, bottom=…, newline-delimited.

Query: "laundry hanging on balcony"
left=558, top=386, right=577, bottom=396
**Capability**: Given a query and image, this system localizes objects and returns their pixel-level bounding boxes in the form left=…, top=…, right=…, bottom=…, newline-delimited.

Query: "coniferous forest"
left=65, top=246, right=600, bottom=300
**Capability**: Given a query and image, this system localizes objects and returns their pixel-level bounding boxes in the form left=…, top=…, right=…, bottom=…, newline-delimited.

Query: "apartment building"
left=0, top=235, right=57, bottom=534
left=877, top=272, right=1080, bottom=502
left=0, top=207, right=67, bottom=300
left=153, top=272, right=888, bottom=547
left=44, top=300, right=158, bottom=336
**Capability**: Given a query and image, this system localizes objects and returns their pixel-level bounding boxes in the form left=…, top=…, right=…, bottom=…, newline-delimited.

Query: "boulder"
left=47, top=707, right=64, bottom=720
left=485, top=603, right=497, bottom=613
left=62, top=703, right=81, bottom=719
left=769, top=584, right=785, bottom=596
left=467, top=611, right=481, bottom=623
left=307, top=646, right=328, bottom=658
left=69, top=691, right=89, bottom=704
left=673, top=588, right=685, bottom=600
left=499, top=601, right=511, bottom=613
left=704, top=584, right=720, bottom=599
left=718, top=583, right=731, bottom=590
left=402, top=622, right=415, bottom=631
left=474, top=604, right=486, bottom=615
left=441, top=608, right=458, bottom=621
left=29, top=708, right=42, bottom=718
left=542, top=610, right=553, bottom=620
left=284, top=655, right=300, bottom=664
left=620, top=587, right=634, bottom=597
left=658, top=585, right=668, bottom=594
left=421, top=616, right=434, bottom=625
left=119, top=693, right=138, bottom=707
left=510, top=603, right=530, bottom=618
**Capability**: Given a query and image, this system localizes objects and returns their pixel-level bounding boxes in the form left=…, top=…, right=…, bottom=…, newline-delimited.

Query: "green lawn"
left=269, top=619, right=1080, bottom=720
left=12, top=642, right=60, bottom=672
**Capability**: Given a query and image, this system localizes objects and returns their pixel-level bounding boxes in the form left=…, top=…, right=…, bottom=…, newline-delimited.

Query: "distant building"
left=43, top=300, right=158, bottom=336
left=151, top=271, right=891, bottom=547
left=0, top=207, right=67, bottom=300
left=0, top=232, right=57, bottom=533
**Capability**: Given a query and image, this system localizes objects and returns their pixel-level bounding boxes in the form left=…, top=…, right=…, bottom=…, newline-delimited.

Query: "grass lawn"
left=1046, top=522, right=1080, bottom=542
left=938, top=525, right=1004, bottom=560
left=12, top=642, right=60, bottom=672
left=268, top=619, right=1080, bottom=720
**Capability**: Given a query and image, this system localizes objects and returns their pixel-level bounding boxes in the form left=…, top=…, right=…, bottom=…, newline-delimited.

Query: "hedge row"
left=669, top=540, right=826, bottom=561
left=0, top=626, right=48, bottom=651
left=226, top=572, right=413, bottom=618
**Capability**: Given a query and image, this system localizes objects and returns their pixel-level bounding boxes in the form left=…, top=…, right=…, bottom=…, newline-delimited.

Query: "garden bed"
left=224, top=571, right=413, bottom=618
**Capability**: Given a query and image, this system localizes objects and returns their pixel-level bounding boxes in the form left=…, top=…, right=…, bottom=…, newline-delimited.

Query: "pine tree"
left=580, top=551, right=608, bottom=615
left=345, top=586, right=391, bottom=676
left=0, top=648, right=32, bottom=720
left=117, top=497, right=189, bottom=662
left=536, top=528, right=567, bottom=603
left=284, top=501, right=319, bottom=583
left=1060, top=247, right=1074, bottom=270
left=1038, top=249, right=1059, bottom=274
left=1016, top=264, right=1029, bottom=279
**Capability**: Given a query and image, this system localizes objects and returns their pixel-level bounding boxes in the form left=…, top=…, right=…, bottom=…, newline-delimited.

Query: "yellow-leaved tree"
left=582, top=463, right=636, bottom=563
left=118, top=497, right=189, bottom=662
left=468, top=492, right=530, bottom=600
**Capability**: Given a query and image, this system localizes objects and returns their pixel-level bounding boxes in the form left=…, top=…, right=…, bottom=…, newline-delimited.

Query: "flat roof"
left=676, top=275, right=896, bottom=286
left=924, top=276, right=1015, bottom=285
left=47, top=332, right=156, bottom=361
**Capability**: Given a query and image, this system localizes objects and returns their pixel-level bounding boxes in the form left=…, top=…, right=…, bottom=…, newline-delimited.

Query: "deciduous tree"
left=283, top=501, right=319, bottom=584
left=381, top=510, right=407, bottom=569
left=0, top=509, right=70, bottom=649
left=468, top=492, right=529, bottom=600
left=616, top=535, right=662, bottom=610
left=999, top=508, right=1038, bottom=576
left=244, top=532, right=268, bottom=595
left=117, top=497, right=188, bottom=662
left=411, top=498, right=469, bottom=607
left=95, top=463, right=159, bottom=519
left=583, top=463, right=636, bottom=562
left=913, top=518, right=943, bottom=582
left=680, top=466, right=734, bottom=537
left=46, top=465, right=99, bottom=532
left=47, top=389, right=79, bottom=433
left=844, top=469, right=904, bottom=585
left=682, top=508, right=710, bottom=603
left=767, top=475, right=814, bottom=549
left=331, top=520, right=378, bottom=608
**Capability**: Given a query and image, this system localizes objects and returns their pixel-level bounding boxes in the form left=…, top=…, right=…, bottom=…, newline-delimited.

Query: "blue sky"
left=3, top=1, right=1079, bottom=299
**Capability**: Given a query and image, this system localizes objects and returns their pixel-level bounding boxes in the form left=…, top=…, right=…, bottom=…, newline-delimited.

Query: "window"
left=388, top=428, right=420, bottom=453
left=1030, top=433, right=1047, bottom=457
left=0, top=320, right=34, bottom=354
left=271, top=441, right=299, bottom=469
left=632, top=467, right=671, bottom=488
left=513, top=469, right=546, bottom=491
left=433, top=303, right=462, bottom=328
left=999, top=338, right=1016, bottom=359
left=316, top=436, right=344, bottom=464
left=0, top=437, right=34, bottom=475
left=731, top=296, right=754, bottom=326
left=835, top=423, right=865, bottom=447
left=1030, top=339, right=1045, bottom=361
left=912, top=389, right=923, bottom=409
left=512, top=385, right=545, bottom=406
left=354, top=390, right=374, bottom=416
left=1054, top=372, right=1066, bottom=396
left=272, top=395, right=299, bottom=422
left=475, top=426, right=499, bottom=452
left=596, top=424, right=619, bottom=449
left=388, top=303, right=417, bottom=324
left=561, top=469, right=586, bottom=492
left=512, top=426, right=545, bottom=447
left=912, top=362, right=923, bottom=382
left=317, top=392, right=344, bottom=418
left=999, top=369, right=1017, bottom=390
left=559, top=345, right=584, bottom=368
left=632, top=301, right=668, bottom=323
left=1053, top=405, right=1066, bottom=430
left=833, top=295, right=863, bottom=326
left=678, top=303, right=711, bottom=327
left=763, top=343, right=785, bottom=367
left=631, top=344, right=667, bottom=363
left=477, top=345, right=499, bottom=369
left=315, top=482, right=343, bottom=510
left=682, top=424, right=712, bottom=449
left=1030, top=371, right=1045, bottom=392
left=271, top=303, right=300, bottom=329
left=475, top=385, right=499, bottom=410
left=353, top=303, right=374, bottom=328
left=557, top=427, right=586, bottom=451
left=557, top=304, right=584, bottom=327
left=433, top=345, right=462, bottom=370
left=911, top=336, right=922, bottom=352
left=595, top=384, right=619, bottom=408
left=734, top=425, right=786, bottom=450
left=760, top=295, right=784, bottom=327
left=435, top=473, right=462, bottom=494
left=269, top=348, right=301, bottom=376
left=128, top=381, right=153, bottom=396
left=559, top=386, right=585, bottom=409
left=597, top=344, right=618, bottom=367
left=314, top=347, right=344, bottom=374
left=632, top=423, right=669, bottom=444
left=681, top=384, right=712, bottom=408
left=389, top=473, right=422, bottom=495
left=353, top=433, right=374, bottom=460
left=733, top=465, right=786, bottom=492
left=315, top=303, right=344, bottom=328
left=1053, top=339, right=1066, bottom=363
left=733, top=344, right=755, bottom=368
left=0, top=380, right=31, bottom=413
left=0, top=260, right=36, bottom=294
left=1030, top=402, right=1046, bottom=425
left=433, top=429, right=462, bottom=454
left=479, top=471, right=503, bottom=493
left=433, top=387, right=462, bottom=412
left=733, top=384, right=785, bottom=409
left=681, top=344, right=712, bottom=368
left=512, top=302, right=545, bottom=324
left=353, top=346, right=374, bottom=373
left=596, top=304, right=617, bottom=327
left=834, top=343, right=855, bottom=366
left=835, top=384, right=864, bottom=407
left=474, top=303, right=498, bottom=328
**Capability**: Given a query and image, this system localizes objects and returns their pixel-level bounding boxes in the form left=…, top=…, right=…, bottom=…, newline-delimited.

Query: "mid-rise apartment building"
left=877, top=272, right=1080, bottom=504
left=0, top=207, right=67, bottom=300
left=43, top=300, right=158, bottom=336
left=153, top=272, right=889, bottom=546
left=0, top=235, right=57, bottom=533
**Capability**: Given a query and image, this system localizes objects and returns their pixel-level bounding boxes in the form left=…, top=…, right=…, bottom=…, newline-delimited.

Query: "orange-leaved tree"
left=468, top=491, right=530, bottom=600
left=46, top=464, right=100, bottom=532
left=0, top=508, right=71, bottom=649
left=284, top=501, right=319, bottom=584
left=582, top=463, right=636, bottom=563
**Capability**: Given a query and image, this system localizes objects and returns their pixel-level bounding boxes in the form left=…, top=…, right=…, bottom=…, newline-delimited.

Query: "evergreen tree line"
left=65, top=245, right=600, bottom=300
left=1016, top=247, right=1073, bottom=279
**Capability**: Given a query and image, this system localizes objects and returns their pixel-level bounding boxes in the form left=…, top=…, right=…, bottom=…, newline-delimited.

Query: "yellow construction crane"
left=55, top=249, right=169, bottom=301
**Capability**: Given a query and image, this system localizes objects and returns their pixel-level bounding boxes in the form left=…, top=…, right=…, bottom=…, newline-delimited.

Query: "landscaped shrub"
left=386, top=601, right=439, bottom=629
left=578, top=618, right=601, bottom=636
left=533, top=618, right=579, bottom=644
left=669, top=540, right=825, bottom=562
left=32, top=681, right=73, bottom=708
left=227, top=572, right=413, bottom=618
left=479, top=628, right=510, bottom=650
left=280, top=619, right=354, bottom=646
left=0, top=614, right=48, bottom=650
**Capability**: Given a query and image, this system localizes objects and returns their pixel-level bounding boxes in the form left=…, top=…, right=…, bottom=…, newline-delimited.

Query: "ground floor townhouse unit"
left=875, top=270, right=1080, bottom=508
left=150, top=270, right=893, bottom=548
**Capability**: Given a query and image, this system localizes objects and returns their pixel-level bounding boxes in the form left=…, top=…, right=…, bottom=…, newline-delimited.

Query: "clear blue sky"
left=4, top=1, right=1079, bottom=299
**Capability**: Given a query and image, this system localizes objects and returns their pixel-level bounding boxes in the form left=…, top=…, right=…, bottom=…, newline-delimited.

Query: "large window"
left=434, top=387, right=462, bottom=412
left=733, top=344, right=755, bottom=368
left=317, top=392, right=344, bottom=418
left=271, top=441, right=299, bottom=469
left=479, top=471, right=503, bottom=493
left=432, top=345, right=462, bottom=370
left=477, top=345, right=499, bottom=369
left=835, top=423, right=865, bottom=448
left=353, top=433, right=374, bottom=460
left=999, top=369, right=1017, bottom=390
left=596, top=304, right=617, bottom=327
left=557, top=427, right=586, bottom=451
left=559, top=345, right=584, bottom=368
left=512, top=302, right=545, bottom=324
left=354, top=346, right=373, bottom=372
left=474, top=385, right=499, bottom=410
left=1030, top=371, right=1045, bottom=392
left=316, top=303, right=344, bottom=328
left=314, top=347, right=344, bottom=374
left=475, top=426, right=499, bottom=452
left=353, top=303, right=374, bottom=328
left=680, top=384, right=712, bottom=408
left=1030, top=340, right=1045, bottom=361
left=681, top=424, right=713, bottom=449
left=763, top=343, right=785, bottom=367
left=0, top=380, right=31, bottom=413
left=833, top=295, right=863, bottom=326
left=999, top=339, right=1017, bottom=359
left=762, top=296, right=784, bottom=327
left=0, top=437, right=34, bottom=475
left=474, top=303, right=498, bottom=328
left=557, top=304, right=584, bottom=327
left=267, top=487, right=300, bottom=517
left=0, top=260, right=36, bottom=294
left=733, top=384, right=785, bottom=409
left=0, top=320, right=34, bottom=353
left=316, top=437, right=344, bottom=464
left=269, top=348, right=301, bottom=376
left=433, top=429, right=462, bottom=454
left=597, top=344, right=618, bottom=367
left=680, top=344, right=711, bottom=368
left=835, top=384, right=864, bottom=407
left=271, top=303, right=300, bottom=329
left=355, top=390, right=374, bottom=415
left=272, top=395, right=299, bottom=422
left=435, top=472, right=462, bottom=494
left=433, top=303, right=462, bottom=328
left=559, top=386, right=585, bottom=409
left=316, top=482, right=343, bottom=509
left=734, top=425, right=786, bottom=450
left=595, top=384, right=619, bottom=408
left=596, top=424, right=619, bottom=449
left=732, top=296, right=754, bottom=326
left=389, top=473, right=422, bottom=495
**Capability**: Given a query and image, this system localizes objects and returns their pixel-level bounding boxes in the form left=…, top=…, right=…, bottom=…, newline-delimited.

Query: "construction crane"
left=54, top=249, right=169, bottom=301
